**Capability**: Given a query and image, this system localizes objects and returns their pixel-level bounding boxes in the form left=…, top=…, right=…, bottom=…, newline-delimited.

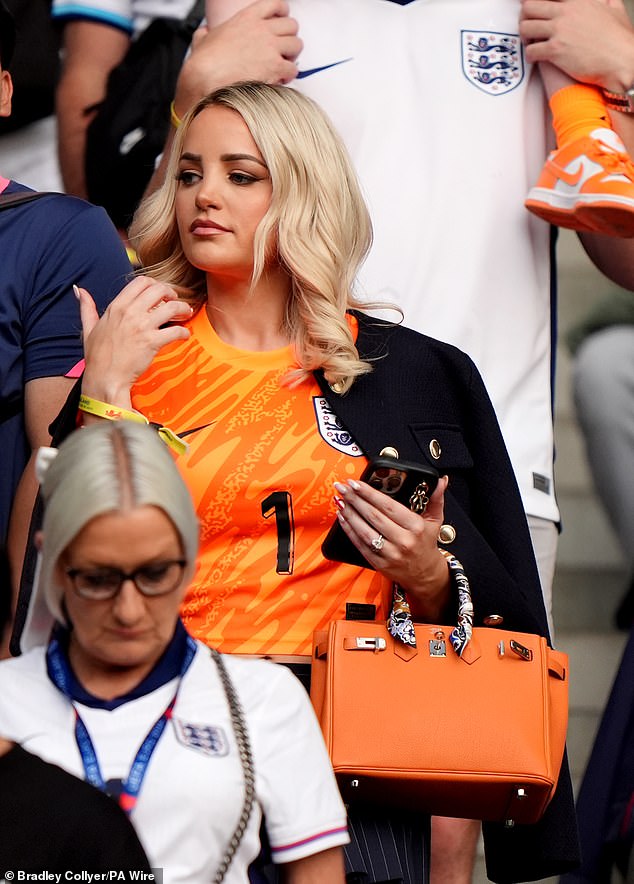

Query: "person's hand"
left=333, top=475, right=451, bottom=620
left=173, top=0, right=302, bottom=118
left=520, top=0, right=634, bottom=92
left=76, top=276, right=193, bottom=408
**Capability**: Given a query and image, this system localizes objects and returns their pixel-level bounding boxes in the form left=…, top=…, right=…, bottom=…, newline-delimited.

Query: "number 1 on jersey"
left=261, top=491, right=295, bottom=575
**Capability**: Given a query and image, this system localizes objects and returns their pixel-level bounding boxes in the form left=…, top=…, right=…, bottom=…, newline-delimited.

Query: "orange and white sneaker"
left=525, top=128, right=634, bottom=236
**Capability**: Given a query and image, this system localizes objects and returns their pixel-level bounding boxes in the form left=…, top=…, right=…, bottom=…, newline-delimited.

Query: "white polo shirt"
left=0, top=644, right=349, bottom=883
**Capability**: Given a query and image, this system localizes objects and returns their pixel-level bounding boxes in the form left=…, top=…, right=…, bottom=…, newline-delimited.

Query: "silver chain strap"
left=209, top=648, right=256, bottom=883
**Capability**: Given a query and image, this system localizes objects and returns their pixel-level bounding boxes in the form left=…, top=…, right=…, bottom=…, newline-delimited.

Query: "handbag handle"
left=388, top=550, right=474, bottom=657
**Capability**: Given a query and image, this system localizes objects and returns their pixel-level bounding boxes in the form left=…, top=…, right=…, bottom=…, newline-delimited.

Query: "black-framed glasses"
left=65, top=559, right=187, bottom=600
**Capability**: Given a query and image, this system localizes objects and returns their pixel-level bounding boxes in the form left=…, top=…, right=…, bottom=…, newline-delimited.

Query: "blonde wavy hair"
left=129, top=81, right=381, bottom=393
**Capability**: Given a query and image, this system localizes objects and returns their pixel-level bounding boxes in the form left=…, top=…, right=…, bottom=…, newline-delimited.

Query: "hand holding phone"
left=321, top=457, right=440, bottom=569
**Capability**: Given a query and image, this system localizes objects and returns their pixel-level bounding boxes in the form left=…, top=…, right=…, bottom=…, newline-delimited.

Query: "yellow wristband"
left=78, top=394, right=188, bottom=456
left=170, top=101, right=182, bottom=129
left=78, top=394, right=145, bottom=424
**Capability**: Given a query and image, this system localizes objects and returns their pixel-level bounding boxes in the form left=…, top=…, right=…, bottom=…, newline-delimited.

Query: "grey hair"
left=38, top=421, right=199, bottom=625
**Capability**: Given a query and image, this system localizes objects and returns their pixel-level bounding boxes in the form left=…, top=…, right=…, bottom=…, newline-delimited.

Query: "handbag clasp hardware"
left=509, top=640, right=533, bottom=662
left=354, top=637, right=387, bottom=651
left=429, top=629, right=446, bottom=657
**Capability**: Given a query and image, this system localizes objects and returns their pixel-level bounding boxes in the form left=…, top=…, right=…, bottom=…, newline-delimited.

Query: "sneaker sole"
left=525, top=194, right=594, bottom=233
left=526, top=187, right=634, bottom=236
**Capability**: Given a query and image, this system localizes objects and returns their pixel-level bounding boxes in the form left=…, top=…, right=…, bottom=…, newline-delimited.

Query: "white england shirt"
left=0, top=644, right=349, bottom=883
left=290, top=0, right=557, bottom=522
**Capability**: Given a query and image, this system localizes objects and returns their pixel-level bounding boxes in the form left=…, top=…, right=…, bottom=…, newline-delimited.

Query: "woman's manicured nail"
left=72, top=284, right=81, bottom=300
left=334, top=481, right=348, bottom=495
left=334, top=496, right=345, bottom=511
left=348, top=480, right=361, bottom=491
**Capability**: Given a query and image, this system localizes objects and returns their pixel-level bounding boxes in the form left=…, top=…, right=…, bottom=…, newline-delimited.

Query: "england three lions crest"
left=462, top=31, right=524, bottom=95
left=313, top=397, right=363, bottom=456
left=172, top=717, right=229, bottom=756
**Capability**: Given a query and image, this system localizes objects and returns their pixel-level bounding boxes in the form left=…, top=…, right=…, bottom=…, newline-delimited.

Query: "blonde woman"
left=71, top=82, right=577, bottom=882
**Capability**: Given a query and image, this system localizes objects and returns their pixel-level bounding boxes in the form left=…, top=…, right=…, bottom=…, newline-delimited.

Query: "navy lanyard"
left=47, top=634, right=197, bottom=815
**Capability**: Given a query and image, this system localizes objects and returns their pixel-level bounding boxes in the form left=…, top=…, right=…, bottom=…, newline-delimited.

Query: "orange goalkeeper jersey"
left=132, top=308, right=389, bottom=655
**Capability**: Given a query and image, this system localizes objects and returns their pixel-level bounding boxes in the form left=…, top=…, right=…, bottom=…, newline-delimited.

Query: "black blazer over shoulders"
left=318, top=313, right=547, bottom=635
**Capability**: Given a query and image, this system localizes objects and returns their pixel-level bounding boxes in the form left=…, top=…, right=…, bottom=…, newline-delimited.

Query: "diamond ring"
left=371, top=534, right=385, bottom=551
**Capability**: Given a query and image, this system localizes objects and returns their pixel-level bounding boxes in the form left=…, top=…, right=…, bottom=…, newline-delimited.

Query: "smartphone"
left=321, top=457, right=440, bottom=569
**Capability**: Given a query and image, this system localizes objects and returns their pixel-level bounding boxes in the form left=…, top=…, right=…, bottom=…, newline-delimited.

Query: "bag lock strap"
left=343, top=636, right=387, bottom=652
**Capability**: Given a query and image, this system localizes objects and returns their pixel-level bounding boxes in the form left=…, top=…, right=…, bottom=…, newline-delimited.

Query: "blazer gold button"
left=483, top=614, right=504, bottom=627
left=379, top=446, right=399, bottom=459
left=429, top=439, right=441, bottom=459
left=438, top=524, right=456, bottom=544
left=329, top=381, right=345, bottom=394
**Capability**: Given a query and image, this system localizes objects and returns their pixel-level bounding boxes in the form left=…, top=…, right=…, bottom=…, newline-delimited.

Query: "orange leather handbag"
left=310, top=617, right=569, bottom=826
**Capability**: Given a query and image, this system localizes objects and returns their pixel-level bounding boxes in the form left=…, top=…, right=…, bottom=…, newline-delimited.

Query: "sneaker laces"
left=589, top=138, right=634, bottom=181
